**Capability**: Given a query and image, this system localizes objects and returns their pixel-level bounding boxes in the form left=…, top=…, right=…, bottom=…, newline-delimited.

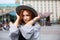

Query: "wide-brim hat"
left=16, top=5, right=38, bottom=17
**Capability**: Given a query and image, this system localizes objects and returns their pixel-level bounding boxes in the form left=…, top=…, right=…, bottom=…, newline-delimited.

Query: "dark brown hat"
left=16, top=5, right=38, bottom=17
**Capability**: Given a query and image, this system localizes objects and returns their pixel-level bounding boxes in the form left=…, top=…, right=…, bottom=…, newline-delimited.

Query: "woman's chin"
left=24, top=21, right=29, bottom=24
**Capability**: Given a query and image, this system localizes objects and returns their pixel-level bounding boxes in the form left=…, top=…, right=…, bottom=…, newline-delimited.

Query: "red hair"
left=18, top=9, right=36, bottom=25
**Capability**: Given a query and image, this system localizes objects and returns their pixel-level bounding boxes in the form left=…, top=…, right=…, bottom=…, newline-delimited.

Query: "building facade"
left=21, top=0, right=60, bottom=23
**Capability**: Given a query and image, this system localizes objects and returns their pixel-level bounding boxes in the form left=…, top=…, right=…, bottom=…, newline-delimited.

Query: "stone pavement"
left=0, top=31, right=10, bottom=40
left=40, top=24, right=60, bottom=40
left=0, top=24, right=60, bottom=40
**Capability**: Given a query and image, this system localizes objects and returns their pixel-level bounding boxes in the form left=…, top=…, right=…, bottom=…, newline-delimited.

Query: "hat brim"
left=16, top=5, right=38, bottom=17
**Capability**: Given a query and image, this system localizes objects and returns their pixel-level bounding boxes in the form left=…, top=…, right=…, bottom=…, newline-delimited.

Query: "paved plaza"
left=0, top=24, right=60, bottom=40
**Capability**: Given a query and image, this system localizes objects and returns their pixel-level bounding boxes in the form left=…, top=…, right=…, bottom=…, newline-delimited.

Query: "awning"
left=8, top=11, right=16, bottom=16
left=0, top=4, right=20, bottom=8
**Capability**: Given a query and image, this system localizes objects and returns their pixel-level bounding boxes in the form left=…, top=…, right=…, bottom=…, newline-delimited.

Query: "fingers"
left=16, top=14, right=20, bottom=19
left=38, top=13, right=43, bottom=18
left=34, top=15, right=40, bottom=21
left=37, top=15, right=41, bottom=20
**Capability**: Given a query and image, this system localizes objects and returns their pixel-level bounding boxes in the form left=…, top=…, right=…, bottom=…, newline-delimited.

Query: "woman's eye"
left=23, top=15, right=24, bottom=16
left=26, top=14, right=30, bottom=16
left=23, top=15, right=30, bottom=16
left=26, top=15, right=29, bottom=16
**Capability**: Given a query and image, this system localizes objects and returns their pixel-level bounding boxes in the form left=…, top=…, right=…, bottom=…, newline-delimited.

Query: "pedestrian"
left=2, top=20, right=10, bottom=31
left=9, top=5, right=41, bottom=40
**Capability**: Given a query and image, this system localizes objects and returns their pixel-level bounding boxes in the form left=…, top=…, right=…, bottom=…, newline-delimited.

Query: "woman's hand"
left=24, top=14, right=41, bottom=26
left=33, top=13, right=41, bottom=22
left=14, top=14, right=20, bottom=27
left=16, top=14, right=20, bottom=19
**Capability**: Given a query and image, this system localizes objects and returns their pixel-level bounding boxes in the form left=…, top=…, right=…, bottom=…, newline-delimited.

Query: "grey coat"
left=9, top=22, right=41, bottom=40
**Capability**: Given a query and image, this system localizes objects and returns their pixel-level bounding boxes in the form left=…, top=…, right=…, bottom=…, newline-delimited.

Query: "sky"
left=0, top=0, right=15, bottom=4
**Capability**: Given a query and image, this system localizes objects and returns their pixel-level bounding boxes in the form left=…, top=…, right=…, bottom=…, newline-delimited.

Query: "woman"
left=9, top=5, right=41, bottom=40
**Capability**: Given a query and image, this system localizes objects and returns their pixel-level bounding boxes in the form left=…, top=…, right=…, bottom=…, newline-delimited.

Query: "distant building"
left=22, top=0, right=60, bottom=23
left=0, top=0, right=20, bottom=22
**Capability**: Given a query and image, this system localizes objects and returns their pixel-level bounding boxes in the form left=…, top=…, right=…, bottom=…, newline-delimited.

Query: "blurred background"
left=0, top=0, right=60, bottom=40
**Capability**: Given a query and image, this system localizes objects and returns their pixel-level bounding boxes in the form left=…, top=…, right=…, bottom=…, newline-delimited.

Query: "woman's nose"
left=24, top=16, right=27, bottom=19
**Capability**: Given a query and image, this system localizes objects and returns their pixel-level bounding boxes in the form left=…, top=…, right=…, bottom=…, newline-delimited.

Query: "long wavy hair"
left=18, top=9, right=36, bottom=25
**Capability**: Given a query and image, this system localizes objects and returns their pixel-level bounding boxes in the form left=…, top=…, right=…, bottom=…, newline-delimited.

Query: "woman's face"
left=23, top=11, right=31, bottom=23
